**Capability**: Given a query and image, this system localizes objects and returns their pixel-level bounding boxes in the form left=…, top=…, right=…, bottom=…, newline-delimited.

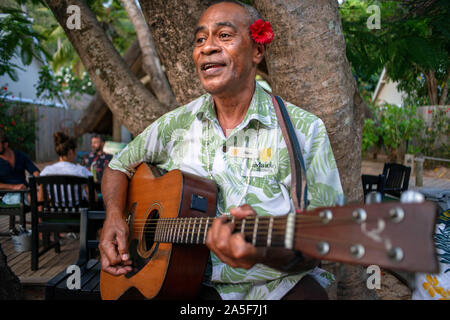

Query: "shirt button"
left=222, top=145, right=226, bottom=153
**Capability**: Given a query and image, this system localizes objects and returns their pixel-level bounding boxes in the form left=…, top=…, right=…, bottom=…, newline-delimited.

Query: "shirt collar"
left=195, top=81, right=277, bottom=129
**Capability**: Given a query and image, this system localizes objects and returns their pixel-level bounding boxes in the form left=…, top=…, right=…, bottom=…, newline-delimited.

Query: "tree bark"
left=44, top=0, right=169, bottom=136
left=425, top=70, right=439, bottom=105
left=439, top=72, right=449, bottom=105
left=254, top=0, right=365, bottom=203
left=139, top=0, right=212, bottom=106
left=120, top=0, right=177, bottom=108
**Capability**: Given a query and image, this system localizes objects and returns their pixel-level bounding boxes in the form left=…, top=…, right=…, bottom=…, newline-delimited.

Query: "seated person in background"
left=0, top=128, right=39, bottom=206
left=41, top=132, right=92, bottom=179
left=40, top=131, right=95, bottom=240
left=40, top=132, right=94, bottom=207
left=0, top=129, right=40, bottom=191
left=82, top=134, right=112, bottom=185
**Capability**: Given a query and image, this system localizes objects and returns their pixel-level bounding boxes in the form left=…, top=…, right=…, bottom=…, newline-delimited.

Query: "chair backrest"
left=361, top=174, right=386, bottom=198
left=77, top=209, right=105, bottom=264
left=29, top=175, right=96, bottom=215
left=382, top=163, right=411, bottom=198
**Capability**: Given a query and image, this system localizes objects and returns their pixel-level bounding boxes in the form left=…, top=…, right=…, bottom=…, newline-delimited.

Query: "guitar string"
left=144, top=231, right=389, bottom=252
left=130, top=216, right=365, bottom=229
left=130, top=215, right=381, bottom=229
left=135, top=225, right=394, bottom=254
left=131, top=218, right=389, bottom=237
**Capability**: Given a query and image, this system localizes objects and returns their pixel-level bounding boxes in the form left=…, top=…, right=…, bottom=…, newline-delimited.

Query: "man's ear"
left=253, top=42, right=265, bottom=65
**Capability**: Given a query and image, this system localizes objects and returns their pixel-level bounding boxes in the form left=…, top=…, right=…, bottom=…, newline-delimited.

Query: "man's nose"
left=201, top=36, right=221, bottom=55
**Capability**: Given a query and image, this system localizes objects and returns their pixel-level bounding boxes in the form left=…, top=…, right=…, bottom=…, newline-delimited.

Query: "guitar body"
left=100, top=163, right=217, bottom=300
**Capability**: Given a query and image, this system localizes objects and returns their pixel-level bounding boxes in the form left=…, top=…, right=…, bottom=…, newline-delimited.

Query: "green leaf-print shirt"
left=109, top=82, right=344, bottom=300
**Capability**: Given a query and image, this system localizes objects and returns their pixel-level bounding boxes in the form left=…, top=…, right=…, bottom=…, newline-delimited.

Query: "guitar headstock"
left=295, top=200, right=439, bottom=273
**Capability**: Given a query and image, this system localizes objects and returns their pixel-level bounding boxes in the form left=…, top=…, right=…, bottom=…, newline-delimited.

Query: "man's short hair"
left=91, top=134, right=105, bottom=143
left=209, top=0, right=263, bottom=25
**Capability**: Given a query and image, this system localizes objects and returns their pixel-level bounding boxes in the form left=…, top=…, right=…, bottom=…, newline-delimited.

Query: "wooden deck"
left=0, top=215, right=79, bottom=287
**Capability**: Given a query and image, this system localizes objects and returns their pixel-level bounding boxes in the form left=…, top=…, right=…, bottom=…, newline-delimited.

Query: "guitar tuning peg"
left=400, top=190, right=425, bottom=203
left=365, top=191, right=382, bottom=204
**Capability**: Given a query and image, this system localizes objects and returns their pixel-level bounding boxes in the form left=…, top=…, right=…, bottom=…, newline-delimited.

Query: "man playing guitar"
left=99, top=0, right=344, bottom=300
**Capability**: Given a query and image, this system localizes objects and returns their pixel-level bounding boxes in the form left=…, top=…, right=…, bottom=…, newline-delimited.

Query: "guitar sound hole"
left=142, top=209, right=159, bottom=252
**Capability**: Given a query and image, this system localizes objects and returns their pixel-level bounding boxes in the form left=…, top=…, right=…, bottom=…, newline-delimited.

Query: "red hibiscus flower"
left=2, top=87, right=6, bottom=91
left=11, top=120, right=16, bottom=126
left=427, top=109, right=433, bottom=114
left=249, top=19, right=274, bottom=45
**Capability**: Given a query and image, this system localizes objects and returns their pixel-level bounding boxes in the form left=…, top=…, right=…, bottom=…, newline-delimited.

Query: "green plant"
left=35, top=65, right=97, bottom=100
left=361, top=118, right=381, bottom=155
left=35, top=65, right=62, bottom=100
left=416, top=107, right=450, bottom=165
left=0, top=6, right=50, bottom=81
left=379, top=104, right=424, bottom=161
left=55, top=67, right=96, bottom=98
left=0, top=85, right=38, bottom=156
left=361, top=103, right=426, bottom=162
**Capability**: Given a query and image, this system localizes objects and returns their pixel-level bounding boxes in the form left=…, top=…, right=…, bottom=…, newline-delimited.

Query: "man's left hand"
left=206, top=204, right=265, bottom=269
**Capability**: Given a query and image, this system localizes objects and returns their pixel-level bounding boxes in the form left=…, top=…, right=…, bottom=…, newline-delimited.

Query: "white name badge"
left=227, top=147, right=259, bottom=159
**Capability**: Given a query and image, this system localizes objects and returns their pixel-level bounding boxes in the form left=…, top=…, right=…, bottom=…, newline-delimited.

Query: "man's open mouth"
left=201, top=62, right=226, bottom=71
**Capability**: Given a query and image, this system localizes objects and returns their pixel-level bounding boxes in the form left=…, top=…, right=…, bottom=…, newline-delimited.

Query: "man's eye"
left=220, top=33, right=231, bottom=39
left=195, top=37, right=206, bottom=45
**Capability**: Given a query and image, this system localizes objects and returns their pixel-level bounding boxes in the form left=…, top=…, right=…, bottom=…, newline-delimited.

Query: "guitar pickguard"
left=126, top=240, right=159, bottom=279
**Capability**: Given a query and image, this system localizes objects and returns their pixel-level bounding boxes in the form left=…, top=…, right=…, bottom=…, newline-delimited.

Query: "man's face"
left=91, top=137, right=104, bottom=153
left=193, top=3, right=263, bottom=96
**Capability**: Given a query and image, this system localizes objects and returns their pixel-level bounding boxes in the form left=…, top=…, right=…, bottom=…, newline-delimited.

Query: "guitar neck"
left=135, top=201, right=439, bottom=273
left=152, top=215, right=295, bottom=249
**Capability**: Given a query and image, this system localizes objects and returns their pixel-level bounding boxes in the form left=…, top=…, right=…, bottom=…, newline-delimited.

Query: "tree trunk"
left=254, top=0, right=370, bottom=300
left=439, top=72, right=449, bottom=105
left=425, top=70, right=439, bottom=105
left=139, top=0, right=211, bottom=106
left=44, top=0, right=169, bottom=136
left=120, top=0, right=177, bottom=108
left=255, top=0, right=365, bottom=203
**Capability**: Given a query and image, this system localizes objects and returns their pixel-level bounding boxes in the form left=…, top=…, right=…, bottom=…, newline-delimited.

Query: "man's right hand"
left=99, top=214, right=133, bottom=276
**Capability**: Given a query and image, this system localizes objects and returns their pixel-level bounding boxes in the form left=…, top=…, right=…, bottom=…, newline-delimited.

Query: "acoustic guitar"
left=100, top=163, right=439, bottom=300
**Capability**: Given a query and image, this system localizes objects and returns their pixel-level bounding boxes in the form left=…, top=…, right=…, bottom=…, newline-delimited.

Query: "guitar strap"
left=271, top=95, right=308, bottom=211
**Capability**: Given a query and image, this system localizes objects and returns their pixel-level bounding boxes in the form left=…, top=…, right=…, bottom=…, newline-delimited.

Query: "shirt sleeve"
left=108, top=120, right=166, bottom=179
left=303, top=119, right=344, bottom=210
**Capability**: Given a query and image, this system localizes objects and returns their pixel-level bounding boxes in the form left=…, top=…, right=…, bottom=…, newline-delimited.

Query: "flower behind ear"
left=249, top=19, right=274, bottom=45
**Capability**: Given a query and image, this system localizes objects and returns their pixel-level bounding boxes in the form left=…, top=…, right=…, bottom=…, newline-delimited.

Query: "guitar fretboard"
left=150, top=214, right=296, bottom=249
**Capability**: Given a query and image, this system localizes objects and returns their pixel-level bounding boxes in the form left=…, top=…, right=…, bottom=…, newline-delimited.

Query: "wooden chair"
left=45, top=209, right=104, bottom=300
left=362, top=162, right=411, bottom=202
left=29, top=175, right=96, bottom=270
left=0, top=189, right=29, bottom=236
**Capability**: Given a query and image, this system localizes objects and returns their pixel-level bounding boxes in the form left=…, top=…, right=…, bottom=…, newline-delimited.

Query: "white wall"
left=0, top=51, right=65, bottom=107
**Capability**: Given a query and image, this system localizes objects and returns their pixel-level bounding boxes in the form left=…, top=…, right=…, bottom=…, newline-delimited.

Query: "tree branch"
left=438, top=71, right=450, bottom=105
left=44, top=0, right=168, bottom=136
left=120, top=0, right=177, bottom=108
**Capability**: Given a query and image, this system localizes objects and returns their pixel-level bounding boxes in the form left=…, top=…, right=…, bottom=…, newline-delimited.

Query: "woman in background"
left=41, top=132, right=92, bottom=178
left=40, top=132, right=95, bottom=239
